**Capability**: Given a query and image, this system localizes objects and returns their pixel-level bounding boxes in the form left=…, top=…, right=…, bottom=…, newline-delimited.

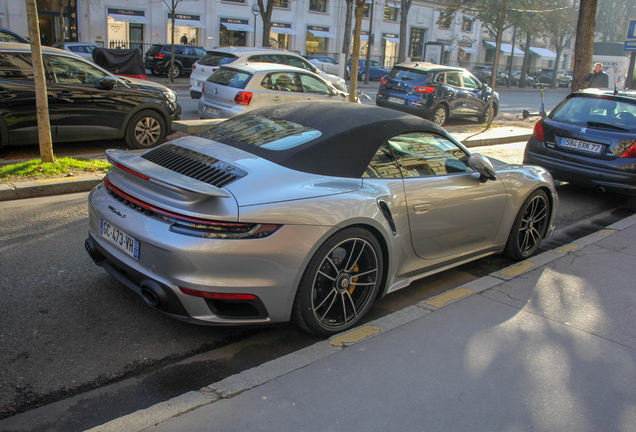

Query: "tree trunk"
left=259, top=0, right=274, bottom=48
left=487, top=0, right=507, bottom=128
left=26, top=0, right=54, bottom=163
left=349, top=0, right=365, bottom=102
left=572, top=0, right=598, bottom=91
left=397, top=0, right=411, bottom=63
left=519, top=31, right=532, bottom=88
left=551, top=41, right=564, bottom=89
left=170, top=0, right=176, bottom=83
left=342, top=0, right=354, bottom=59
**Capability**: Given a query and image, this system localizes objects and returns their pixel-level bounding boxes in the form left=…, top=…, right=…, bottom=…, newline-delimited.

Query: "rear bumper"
left=376, top=97, right=435, bottom=119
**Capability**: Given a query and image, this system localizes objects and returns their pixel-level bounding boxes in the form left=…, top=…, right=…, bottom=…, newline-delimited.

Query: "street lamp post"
left=251, top=4, right=260, bottom=48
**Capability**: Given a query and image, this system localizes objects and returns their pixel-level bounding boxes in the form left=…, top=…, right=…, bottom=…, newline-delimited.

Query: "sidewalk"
left=85, top=215, right=636, bottom=432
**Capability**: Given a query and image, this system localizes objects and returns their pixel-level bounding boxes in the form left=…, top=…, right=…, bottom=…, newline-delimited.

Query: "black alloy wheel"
left=292, top=228, right=383, bottom=337
left=504, top=189, right=550, bottom=260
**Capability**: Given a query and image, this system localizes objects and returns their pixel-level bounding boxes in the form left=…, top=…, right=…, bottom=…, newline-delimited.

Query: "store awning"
left=173, top=19, right=204, bottom=28
left=459, top=46, right=477, bottom=54
left=308, top=30, right=336, bottom=39
left=108, top=13, right=150, bottom=24
left=529, top=46, right=556, bottom=59
left=383, top=36, right=399, bottom=44
left=222, top=22, right=254, bottom=32
left=484, top=41, right=524, bottom=57
left=272, top=27, right=297, bottom=35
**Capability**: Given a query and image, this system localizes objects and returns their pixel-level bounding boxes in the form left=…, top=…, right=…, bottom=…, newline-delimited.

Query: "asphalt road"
left=0, top=144, right=633, bottom=431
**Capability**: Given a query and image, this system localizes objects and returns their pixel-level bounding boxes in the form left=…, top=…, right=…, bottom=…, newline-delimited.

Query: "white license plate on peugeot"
left=100, top=219, right=140, bottom=260
left=559, top=137, right=603, bottom=154
left=388, top=97, right=404, bottom=104
left=204, top=106, right=221, bottom=117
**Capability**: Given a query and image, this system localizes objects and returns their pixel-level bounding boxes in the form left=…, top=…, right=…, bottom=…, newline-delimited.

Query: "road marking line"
left=554, top=244, right=579, bottom=253
left=499, top=260, right=535, bottom=277
left=329, top=325, right=380, bottom=346
left=426, top=287, right=474, bottom=308
left=36, top=177, right=77, bottom=184
left=594, top=229, right=617, bottom=237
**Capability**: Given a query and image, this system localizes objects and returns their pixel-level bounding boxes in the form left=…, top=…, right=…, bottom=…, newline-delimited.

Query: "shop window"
left=408, top=28, right=426, bottom=60
left=309, top=0, right=327, bottom=13
left=363, top=4, right=370, bottom=18
left=384, top=3, right=398, bottom=21
left=462, top=17, right=473, bottom=32
left=223, top=0, right=245, bottom=2
left=274, top=0, right=289, bottom=8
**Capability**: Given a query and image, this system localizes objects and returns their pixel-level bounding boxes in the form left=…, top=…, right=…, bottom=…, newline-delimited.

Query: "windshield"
left=551, top=96, right=636, bottom=131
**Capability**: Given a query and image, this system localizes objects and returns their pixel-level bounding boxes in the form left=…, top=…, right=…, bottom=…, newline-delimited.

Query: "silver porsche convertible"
left=85, top=101, right=558, bottom=336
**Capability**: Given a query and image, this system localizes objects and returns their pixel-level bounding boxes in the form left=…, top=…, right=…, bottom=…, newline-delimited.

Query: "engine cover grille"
left=142, top=144, right=246, bottom=188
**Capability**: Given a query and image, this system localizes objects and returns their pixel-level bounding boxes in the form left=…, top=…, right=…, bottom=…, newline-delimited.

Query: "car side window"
left=269, top=72, right=301, bottom=92
left=387, top=132, right=472, bottom=177
left=45, top=55, right=104, bottom=85
left=299, top=73, right=329, bottom=94
left=0, top=52, right=34, bottom=80
left=248, top=54, right=284, bottom=64
left=435, top=73, right=445, bottom=83
left=287, top=56, right=315, bottom=72
left=461, top=72, right=481, bottom=90
left=195, top=48, right=206, bottom=57
left=0, top=33, right=22, bottom=43
left=363, top=144, right=402, bottom=178
left=446, top=72, right=461, bottom=87
left=68, top=46, right=83, bottom=53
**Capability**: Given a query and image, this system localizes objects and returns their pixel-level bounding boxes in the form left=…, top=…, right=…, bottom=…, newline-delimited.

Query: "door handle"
left=413, top=204, right=434, bottom=214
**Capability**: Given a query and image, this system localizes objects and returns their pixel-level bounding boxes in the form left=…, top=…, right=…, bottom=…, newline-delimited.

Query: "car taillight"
left=202, top=82, right=204, bottom=93
left=192, top=63, right=196, bottom=70
left=620, top=142, right=636, bottom=158
left=414, top=86, right=435, bottom=94
left=533, top=120, right=545, bottom=142
left=358, top=65, right=362, bottom=71
left=234, top=91, right=253, bottom=105
left=154, top=53, right=165, bottom=59
left=380, top=77, right=387, bottom=86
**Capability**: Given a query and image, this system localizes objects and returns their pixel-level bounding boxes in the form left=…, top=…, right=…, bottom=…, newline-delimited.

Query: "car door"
left=264, top=71, right=304, bottom=105
left=388, top=131, right=506, bottom=260
left=297, top=72, right=336, bottom=101
left=459, top=71, right=487, bottom=115
left=440, top=72, right=461, bottom=113
left=45, top=54, right=124, bottom=142
left=0, top=51, right=56, bottom=144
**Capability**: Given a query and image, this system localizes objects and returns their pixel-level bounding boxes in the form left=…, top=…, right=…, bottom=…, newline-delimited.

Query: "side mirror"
left=468, top=153, right=497, bottom=182
left=99, top=76, right=117, bottom=90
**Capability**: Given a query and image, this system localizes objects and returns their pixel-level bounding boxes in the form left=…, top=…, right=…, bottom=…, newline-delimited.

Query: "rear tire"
left=360, top=71, right=366, bottom=81
left=170, top=64, right=182, bottom=79
left=431, top=105, right=447, bottom=126
left=125, top=110, right=167, bottom=150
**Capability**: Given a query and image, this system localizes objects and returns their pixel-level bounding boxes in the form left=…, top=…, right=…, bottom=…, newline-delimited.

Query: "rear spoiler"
left=105, top=149, right=233, bottom=198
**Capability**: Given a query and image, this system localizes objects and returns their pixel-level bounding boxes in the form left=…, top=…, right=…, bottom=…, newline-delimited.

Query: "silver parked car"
left=198, top=63, right=347, bottom=119
left=85, top=102, right=558, bottom=336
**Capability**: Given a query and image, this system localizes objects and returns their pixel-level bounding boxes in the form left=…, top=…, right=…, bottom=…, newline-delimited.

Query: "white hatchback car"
left=190, top=47, right=347, bottom=99
left=198, top=63, right=348, bottom=119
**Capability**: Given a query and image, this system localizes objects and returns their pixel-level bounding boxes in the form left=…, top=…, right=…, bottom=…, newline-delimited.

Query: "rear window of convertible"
left=203, top=113, right=321, bottom=150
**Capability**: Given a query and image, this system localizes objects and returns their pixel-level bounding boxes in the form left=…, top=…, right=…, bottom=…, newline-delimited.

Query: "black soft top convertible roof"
left=196, top=101, right=448, bottom=178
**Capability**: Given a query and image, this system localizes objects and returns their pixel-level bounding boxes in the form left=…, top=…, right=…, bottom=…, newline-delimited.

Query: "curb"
left=85, top=213, right=636, bottom=432
left=0, top=174, right=104, bottom=202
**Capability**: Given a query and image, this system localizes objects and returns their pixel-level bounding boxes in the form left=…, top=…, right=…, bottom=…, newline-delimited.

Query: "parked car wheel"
left=478, top=105, right=491, bottom=123
left=170, top=64, right=182, bottom=79
left=125, top=110, right=167, bottom=149
left=292, top=227, right=383, bottom=337
left=359, top=71, right=366, bottom=82
left=151, top=70, right=160, bottom=75
left=503, top=189, right=550, bottom=260
left=432, top=105, right=448, bottom=126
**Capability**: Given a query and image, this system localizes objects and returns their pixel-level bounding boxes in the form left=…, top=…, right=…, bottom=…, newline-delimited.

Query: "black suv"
left=376, top=63, right=499, bottom=126
left=537, top=68, right=572, bottom=87
left=471, top=65, right=508, bottom=86
left=0, top=43, right=181, bottom=149
left=145, top=44, right=207, bottom=78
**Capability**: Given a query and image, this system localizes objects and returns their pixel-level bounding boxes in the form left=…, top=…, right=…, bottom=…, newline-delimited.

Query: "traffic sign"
left=626, top=40, right=636, bottom=51
left=629, top=20, right=636, bottom=39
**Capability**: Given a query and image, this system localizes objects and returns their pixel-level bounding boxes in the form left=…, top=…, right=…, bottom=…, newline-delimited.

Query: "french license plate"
left=100, top=219, right=140, bottom=260
left=559, top=137, right=603, bottom=154
left=204, top=106, right=221, bottom=117
left=388, top=97, right=404, bottom=104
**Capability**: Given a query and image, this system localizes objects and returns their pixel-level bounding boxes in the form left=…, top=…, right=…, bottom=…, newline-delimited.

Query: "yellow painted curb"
left=499, top=260, right=535, bottom=277
left=594, top=229, right=617, bottom=237
left=329, top=325, right=380, bottom=347
left=554, top=244, right=579, bottom=253
left=36, top=177, right=77, bottom=184
left=426, top=287, right=473, bottom=308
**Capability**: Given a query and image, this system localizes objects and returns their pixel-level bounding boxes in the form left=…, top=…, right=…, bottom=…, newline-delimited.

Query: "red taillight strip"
left=103, top=178, right=244, bottom=227
left=113, top=162, right=150, bottom=180
left=179, top=287, right=258, bottom=300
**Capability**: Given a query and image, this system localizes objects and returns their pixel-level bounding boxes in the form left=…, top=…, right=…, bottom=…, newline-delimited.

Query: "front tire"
left=503, top=189, right=550, bottom=260
left=432, top=105, right=448, bottom=126
left=292, top=228, right=383, bottom=337
left=125, top=110, right=167, bottom=149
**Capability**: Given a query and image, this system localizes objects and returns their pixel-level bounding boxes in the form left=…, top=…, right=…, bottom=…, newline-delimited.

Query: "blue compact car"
left=347, top=59, right=390, bottom=81
left=376, top=62, right=499, bottom=126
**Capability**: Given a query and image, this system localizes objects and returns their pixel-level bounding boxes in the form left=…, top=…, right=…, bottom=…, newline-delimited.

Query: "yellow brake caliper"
left=349, top=264, right=359, bottom=295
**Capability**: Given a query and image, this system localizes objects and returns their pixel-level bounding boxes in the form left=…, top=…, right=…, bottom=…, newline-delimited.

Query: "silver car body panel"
left=87, top=107, right=559, bottom=328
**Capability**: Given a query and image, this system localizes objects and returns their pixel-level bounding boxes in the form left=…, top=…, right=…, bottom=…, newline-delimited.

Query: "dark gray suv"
left=144, top=44, right=207, bottom=78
